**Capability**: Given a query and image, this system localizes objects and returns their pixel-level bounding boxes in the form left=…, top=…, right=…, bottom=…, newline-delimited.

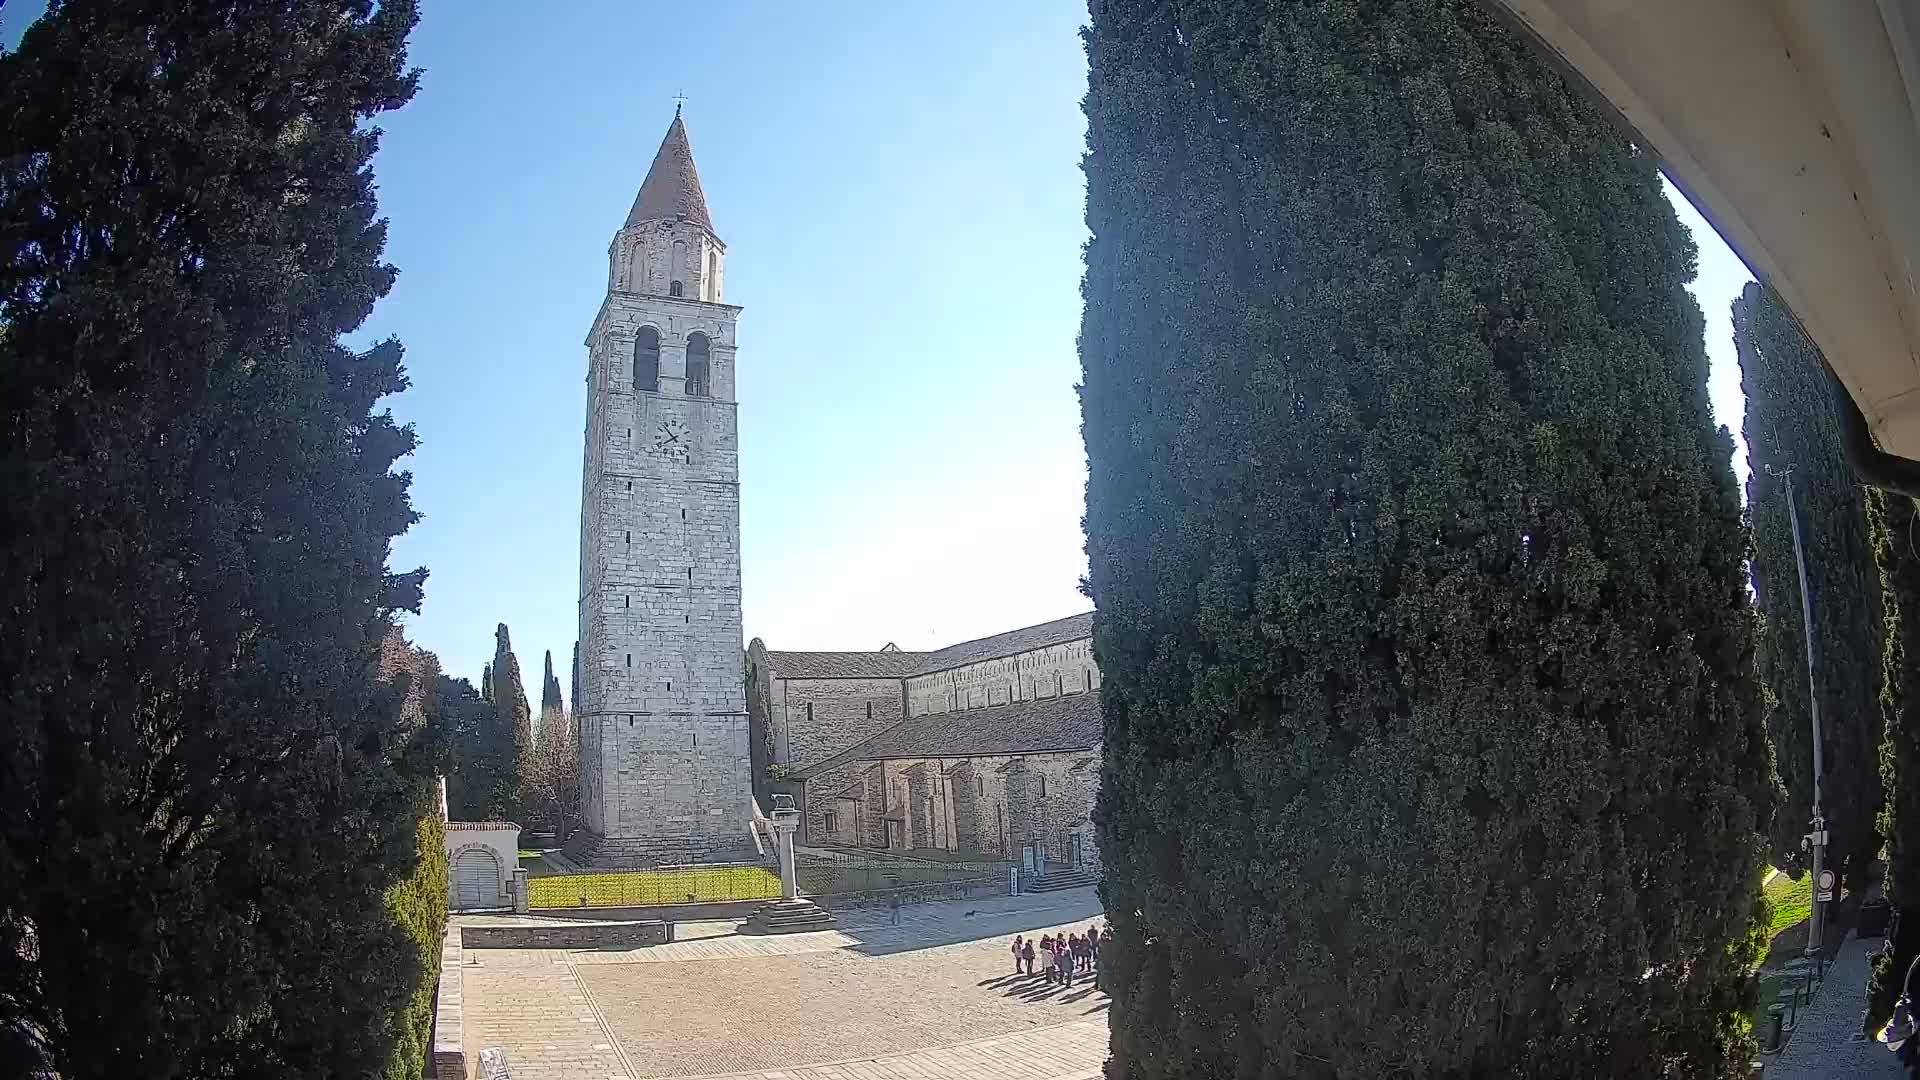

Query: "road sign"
left=1815, top=869, right=1836, bottom=903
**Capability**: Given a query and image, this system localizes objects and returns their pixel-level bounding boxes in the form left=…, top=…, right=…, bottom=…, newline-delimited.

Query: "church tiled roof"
left=625, top=110, right=714, bottom=234
left=761, top=610, right=1095, bottom=681
left=915, top=612, right=1093, bottom=674
left=793, top=691, right=1101, bottom=778
left=762, top=650, right=928, bottom=679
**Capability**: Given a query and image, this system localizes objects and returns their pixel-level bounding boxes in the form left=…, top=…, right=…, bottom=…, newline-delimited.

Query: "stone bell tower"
left=568, top=109, right=753, bottom=867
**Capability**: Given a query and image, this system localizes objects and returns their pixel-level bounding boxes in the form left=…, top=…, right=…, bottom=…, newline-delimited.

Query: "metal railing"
left=526, top=863, right=782, bottom=909
left=796, top=853, right=1006, bottom=899
left=524, top=851, right=1012, bottom=910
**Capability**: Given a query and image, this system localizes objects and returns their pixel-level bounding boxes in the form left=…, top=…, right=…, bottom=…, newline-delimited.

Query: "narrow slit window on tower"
left=1055, top=674, right=1063, bottom=696
left=681, top=508, right=687, bottom=520
left=666, top=680, right=671, bottom=691
left=670, top=240, right=687, bottom=297
left=625, top=653, right=631, bottom=668
left=669, top=280, right=684, bottom=297
left=635, top=326, right=660, bottom=392
left=626, top=480, right=633, bottom=492
left=686, top=332, right=711, bottom=398
left=624, top=595, right=629, bottom=608
left=977, top=776, right=985, bottom=796
left=625, top=531, right=631, bottom=544
left=1085, top=670, right=1092, bottom=691
left=866, top=701, right=873, bottom=720
left=805, top=702, right=813, bottom=725
left=1038, top=775, right=1048, bottom=799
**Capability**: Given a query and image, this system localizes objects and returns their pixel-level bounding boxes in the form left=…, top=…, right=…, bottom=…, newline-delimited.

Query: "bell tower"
left=569, top=110, right=753, bottom=866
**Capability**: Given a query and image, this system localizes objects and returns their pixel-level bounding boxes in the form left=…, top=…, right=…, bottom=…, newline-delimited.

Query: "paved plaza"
left=1766, top=930, right=1904, bottom=1080
left=460, top=888, right=1111, bottom=1080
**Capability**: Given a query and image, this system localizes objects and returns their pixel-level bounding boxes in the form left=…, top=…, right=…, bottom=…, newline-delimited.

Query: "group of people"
left=1010, top=925, right=1101, bottom=987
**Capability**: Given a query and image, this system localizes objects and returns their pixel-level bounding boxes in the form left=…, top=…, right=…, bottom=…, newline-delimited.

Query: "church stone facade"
left=748, top=613, right=1104, bottom=872
left=566, top=114, right=1101, bottom=875
left=569, top=113, right=754, bottom=867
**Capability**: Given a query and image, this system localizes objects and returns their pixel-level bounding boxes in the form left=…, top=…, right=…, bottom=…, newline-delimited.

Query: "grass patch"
left=1744, top=871, right=1817, bottom=1036
left=516, top=848, right=544, bottom=860
left=1763, top=872, right=1813, bottom=941
left=527, top=865, right=782, bottom=908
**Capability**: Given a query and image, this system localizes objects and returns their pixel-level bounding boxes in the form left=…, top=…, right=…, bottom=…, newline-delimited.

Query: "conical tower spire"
left=625, top=112, right=714, bottom=234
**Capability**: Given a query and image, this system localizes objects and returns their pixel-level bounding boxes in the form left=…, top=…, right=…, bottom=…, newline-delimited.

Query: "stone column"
left=773, top=810, right=800, bottom=901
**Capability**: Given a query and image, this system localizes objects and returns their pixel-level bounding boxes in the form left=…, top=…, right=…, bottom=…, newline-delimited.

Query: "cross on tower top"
left=672, top=90, right=688, bottom=117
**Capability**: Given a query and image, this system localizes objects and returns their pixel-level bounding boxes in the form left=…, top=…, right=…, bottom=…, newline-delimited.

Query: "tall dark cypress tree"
left=1736, top=282, right=1886, bottom=887
left=1874, top=493, right=1920, bottom=1027
left=491, top=623, right=533, bottom=817
left=1079, top=1, right=1772, bottom=1075
left=540, top=648, right=565, bottom=742
left=439, top=673, right=495, bottom=820
left=0, top=1, right=431, bottom=1075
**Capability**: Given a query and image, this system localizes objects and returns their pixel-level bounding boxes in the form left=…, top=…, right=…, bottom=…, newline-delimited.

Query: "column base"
left=745, top=898, right=835, bottom=934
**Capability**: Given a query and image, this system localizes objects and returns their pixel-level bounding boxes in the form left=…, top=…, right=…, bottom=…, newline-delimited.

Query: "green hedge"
left=382, top=799, right=449, bottom=1080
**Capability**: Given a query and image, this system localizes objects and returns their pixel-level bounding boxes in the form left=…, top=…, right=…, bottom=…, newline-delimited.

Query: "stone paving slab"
left=1767, top=931, right=1903, bottom=1079
left=670, top=1019, right=1107, bottom=1080
left=462, top=890, right=1111, bottom=1080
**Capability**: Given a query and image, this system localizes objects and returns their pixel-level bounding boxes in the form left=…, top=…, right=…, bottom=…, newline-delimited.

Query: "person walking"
left=1040, top=934, right=1056, bottom=984
left=887, top=890, right=901, bottom=925
left=1087, top=924, right=1100, bottom=969
left=1058, top=937, right=1074, bottom=988
left=1021, top=935, right=1036, bottom=976
left=1011, top=935, right=1024, bottom=974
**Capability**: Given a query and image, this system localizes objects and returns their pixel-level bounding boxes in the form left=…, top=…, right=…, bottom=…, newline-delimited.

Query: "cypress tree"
left=481, top=661, right=494, bottom=704
left=491, top=623, right=533, bottom=817
left=439, top=674, right=496, bottom=820
left=1873, top=493, right=1920, bottom=1027
left=0, top=1, right=432, bottom=1074
left=373, top=628, right=450, bottom=1080
left=540, top=648, right=565, bottom=741
left=1079, top=1, right=1772, bottom=1074
left=1735, top=281, right=1886, bottom=887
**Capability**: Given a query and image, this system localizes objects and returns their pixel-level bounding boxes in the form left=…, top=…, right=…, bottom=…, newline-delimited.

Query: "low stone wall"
left=431, top=925, right=466, bottom=1079
left=460, top=920, right=670, bottom=949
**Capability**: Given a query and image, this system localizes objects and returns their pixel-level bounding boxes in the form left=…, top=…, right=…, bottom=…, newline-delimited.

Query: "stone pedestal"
left=745, top=807, right=833, bottom=933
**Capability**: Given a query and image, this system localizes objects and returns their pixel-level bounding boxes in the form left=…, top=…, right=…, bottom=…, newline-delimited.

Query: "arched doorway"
left=453, top=846, right=501, bottom=909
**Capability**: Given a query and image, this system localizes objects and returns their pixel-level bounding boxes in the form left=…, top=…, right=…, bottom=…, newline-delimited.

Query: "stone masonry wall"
left=575, top=235, right=752, bottom=865
left=769, top=676, right=904, bottom=771
left=904, top=638, right=1100, bottom=717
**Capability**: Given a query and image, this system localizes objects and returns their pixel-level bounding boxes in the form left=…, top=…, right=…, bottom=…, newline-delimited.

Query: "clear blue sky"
left=4, top=1, right=1754, bottom=701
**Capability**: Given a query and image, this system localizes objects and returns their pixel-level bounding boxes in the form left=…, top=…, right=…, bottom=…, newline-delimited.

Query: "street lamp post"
left=1774, top=465, right=1831, bottom=962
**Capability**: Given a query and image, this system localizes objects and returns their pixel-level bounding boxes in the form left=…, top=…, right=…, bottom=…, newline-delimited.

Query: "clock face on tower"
left=652, top=416, right=691, bottom=463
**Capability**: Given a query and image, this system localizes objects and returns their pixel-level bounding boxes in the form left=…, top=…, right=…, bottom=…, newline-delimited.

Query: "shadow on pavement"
left=836, top=891, right=1106, bottom=958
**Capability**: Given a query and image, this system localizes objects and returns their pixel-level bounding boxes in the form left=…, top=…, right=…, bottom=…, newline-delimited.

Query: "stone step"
left=746, top=898, right=835, bottom=934
left=1024, top=870, right=1100, bottom=893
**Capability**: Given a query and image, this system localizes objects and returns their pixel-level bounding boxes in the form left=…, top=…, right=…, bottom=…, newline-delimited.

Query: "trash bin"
left=1763, top=1003, right=1787, bottom=1054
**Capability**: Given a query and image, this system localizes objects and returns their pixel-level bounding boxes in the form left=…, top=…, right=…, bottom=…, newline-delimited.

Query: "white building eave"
left=1481, top=0, right=1920, bottom=470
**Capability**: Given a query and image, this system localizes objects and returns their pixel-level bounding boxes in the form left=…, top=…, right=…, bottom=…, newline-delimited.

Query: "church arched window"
left=670, top=239, right=687, bottom=296
left=686, top=332, right=711, bottom=397
left=635, top=326, right=660, bottom=392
